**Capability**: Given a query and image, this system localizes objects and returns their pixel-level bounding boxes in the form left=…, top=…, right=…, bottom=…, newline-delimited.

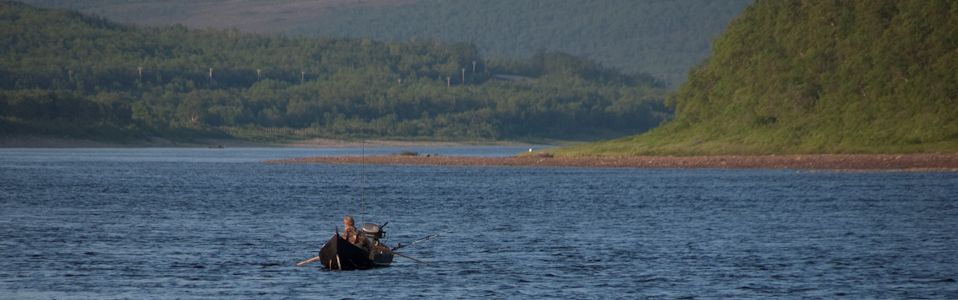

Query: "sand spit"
left=266, top=154, right=958, bottom=171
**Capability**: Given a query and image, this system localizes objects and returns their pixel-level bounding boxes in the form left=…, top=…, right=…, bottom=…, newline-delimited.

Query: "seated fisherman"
left=341, top=215, right=367, bottom=248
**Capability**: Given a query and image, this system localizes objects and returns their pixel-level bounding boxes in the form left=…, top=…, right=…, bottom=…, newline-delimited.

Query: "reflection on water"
left=1, top=148, right=956, bottom=298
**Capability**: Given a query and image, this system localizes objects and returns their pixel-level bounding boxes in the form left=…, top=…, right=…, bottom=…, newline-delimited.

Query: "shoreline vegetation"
left=266, top=153, right=958, bottom=172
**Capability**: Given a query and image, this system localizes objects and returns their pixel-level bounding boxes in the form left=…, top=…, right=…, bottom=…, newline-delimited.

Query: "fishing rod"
left=392, top=251, right=429, bottom=265
left=392, top=234, right=439, bottom=251
left=390, top=233, right=438, bottom=265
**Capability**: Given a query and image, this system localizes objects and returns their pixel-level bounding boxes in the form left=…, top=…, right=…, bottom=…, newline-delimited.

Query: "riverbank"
left=266, top=153, right=958, bottom=171
left=0, top=135, right=530, bottom=148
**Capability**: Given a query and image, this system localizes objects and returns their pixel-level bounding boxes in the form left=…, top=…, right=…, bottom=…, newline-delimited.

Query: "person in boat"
left=341, top=215, right=367, bottom=248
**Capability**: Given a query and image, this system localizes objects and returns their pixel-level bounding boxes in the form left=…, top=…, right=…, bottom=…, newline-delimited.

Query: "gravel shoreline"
left=265, top=154, right=958, bottom=171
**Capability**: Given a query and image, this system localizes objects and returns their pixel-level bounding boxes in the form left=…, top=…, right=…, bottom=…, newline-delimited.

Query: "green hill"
left=560, top=0, right=958, bottom=155
left=20, top=0, right=753, bottom=87
left=0, top=2, right=668, bottom=142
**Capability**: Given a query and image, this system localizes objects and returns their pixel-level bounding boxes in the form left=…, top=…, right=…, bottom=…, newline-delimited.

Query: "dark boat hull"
left=319, top=234, right=393, bottom=270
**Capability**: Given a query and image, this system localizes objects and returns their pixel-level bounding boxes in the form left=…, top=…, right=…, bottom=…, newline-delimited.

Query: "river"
left=1, top=147, right=956, bottom=298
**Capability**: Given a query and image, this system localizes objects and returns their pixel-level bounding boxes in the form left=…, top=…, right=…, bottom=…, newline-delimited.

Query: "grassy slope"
left=559, top=0, right=958, bottom=156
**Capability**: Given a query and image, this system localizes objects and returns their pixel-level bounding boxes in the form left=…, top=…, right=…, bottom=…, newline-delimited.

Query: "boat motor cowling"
left=361, top=223, right=385, bottom=240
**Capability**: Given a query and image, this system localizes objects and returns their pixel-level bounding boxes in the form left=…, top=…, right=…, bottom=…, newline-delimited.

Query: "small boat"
left=318, top=223, right=394, bottom=270
left=294, top=142, right=422, bottom=270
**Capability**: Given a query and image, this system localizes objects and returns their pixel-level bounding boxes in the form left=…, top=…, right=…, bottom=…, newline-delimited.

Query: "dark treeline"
left=0, top=2, right=668, bottom=141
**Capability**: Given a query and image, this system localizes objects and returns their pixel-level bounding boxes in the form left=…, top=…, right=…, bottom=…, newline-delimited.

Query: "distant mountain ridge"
left=19, top=0, right=753, bottom=86
left=16, top=0, right=413, bottom=33
left=560, top=0, right=958, bottom=155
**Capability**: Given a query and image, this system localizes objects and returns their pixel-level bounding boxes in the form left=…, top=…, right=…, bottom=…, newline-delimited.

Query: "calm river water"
left=1, top=147, right=956, bottom=299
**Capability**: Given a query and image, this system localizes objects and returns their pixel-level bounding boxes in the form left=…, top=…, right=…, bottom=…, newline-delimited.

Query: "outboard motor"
left=361, top=223, right=387, bottom=260
left=361, top=223, right=385, bottom=242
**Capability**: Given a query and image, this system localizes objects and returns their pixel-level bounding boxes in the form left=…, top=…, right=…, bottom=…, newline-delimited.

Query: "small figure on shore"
left=341, top=215, right=364, bottom=247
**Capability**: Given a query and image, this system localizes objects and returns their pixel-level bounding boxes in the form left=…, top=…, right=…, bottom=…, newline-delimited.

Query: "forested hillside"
left=561, top=0, right=958, bottom=155
left=294, top=0, right=753, bottom=86
left=0, top=2, right=668, bottom=142
left=20, top=0, right=753, bottom=86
